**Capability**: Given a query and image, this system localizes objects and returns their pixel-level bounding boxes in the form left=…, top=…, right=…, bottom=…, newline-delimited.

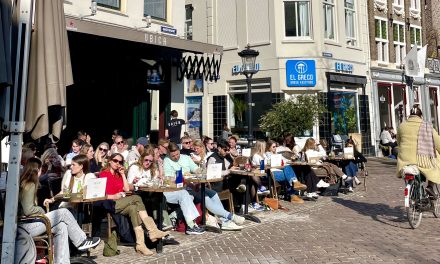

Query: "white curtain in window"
left=144, top=0, right=166, bottom=19
left=324, top=4, right=334, bottom=39
left=345, top=10, right=354, bottom=38
left=298, top=2, right=309, bottom=36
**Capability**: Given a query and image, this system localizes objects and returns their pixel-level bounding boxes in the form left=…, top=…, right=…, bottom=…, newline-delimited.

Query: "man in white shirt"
left=126, top=137, right=148, bottom=165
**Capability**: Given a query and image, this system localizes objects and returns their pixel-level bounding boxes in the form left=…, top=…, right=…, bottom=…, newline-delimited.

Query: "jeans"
left=272, top=166, right=299, bottom=195
left=205, top=194, right=230, bottom=222
left=20, top=208, right=87, bottom=264
left=344, top=161, right=358, bottom=188
left=164, top=190, right=200, bottom=226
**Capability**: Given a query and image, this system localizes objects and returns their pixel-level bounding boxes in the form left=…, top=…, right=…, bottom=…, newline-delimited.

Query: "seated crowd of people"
left=16, top=130, right=366, bottom=262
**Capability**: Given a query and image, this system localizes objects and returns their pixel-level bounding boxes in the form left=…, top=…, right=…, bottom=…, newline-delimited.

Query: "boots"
left=134, top=226, right=154, bottom=256
left=142, top=216, right=170, bottom=242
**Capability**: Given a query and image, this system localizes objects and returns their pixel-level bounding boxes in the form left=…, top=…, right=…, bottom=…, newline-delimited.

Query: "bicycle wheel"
left=407, top=181, right=423, bottom=229
left=432, top=184, right=440, bottom=218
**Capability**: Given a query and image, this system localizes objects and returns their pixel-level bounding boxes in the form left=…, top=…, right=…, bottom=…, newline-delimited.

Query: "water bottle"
left=176, top=169, right=183, bottom=188
left=260, top=160, right=265, bottom=173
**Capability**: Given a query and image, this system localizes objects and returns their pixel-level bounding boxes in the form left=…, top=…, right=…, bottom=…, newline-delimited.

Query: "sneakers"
left=257, top=186, right=270, bottom=195
left=354, top=176, right=361, bottom=185
left=78, top=237, right=101, bottom=251
left=290, top=195, right=304, bottom=204
left=221, top=220, right=243, bottom=231
left=251, top=203, right=265, bottom=212
left=206, top=215, right=220, bottom=229
left=232, top=214, right=245, bottom=225
left=162, top=224, right=174, bottom=231
left=186, top=225, right=206, bottom=235
left=348, top=187, right=353, bottom=192
left=293, top=181, right=307, bottom=191
left=341, top=174, right=348, bottom=180
left=305, top=192, right=319, bottom=199
left=236, top=183, right=247, bottom=193
left=316, top=180, right=330, bottom=188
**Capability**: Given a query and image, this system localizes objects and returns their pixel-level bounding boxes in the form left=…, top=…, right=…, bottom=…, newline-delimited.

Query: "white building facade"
left=187, top=0, right=374, bottom=154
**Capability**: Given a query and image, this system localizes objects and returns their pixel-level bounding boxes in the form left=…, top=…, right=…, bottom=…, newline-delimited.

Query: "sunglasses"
left=183, top=142, right=191, bottom=145
left=143, top=159, right=154, bottom=163
left=112, top=159, right=124, bottom=165
left=99, top=147, right=108, bottom=152
left=116, top=141, right=123, bottom=145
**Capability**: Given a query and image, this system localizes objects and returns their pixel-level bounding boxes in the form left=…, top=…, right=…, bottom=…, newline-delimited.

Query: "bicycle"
left=402, top=165, right=440, bottom=229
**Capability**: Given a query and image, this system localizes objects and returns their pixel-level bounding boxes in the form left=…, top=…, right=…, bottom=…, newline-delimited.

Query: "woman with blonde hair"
left=248, top=140, right=268, bottom=209
left=98, top=153, right=169, bottom=255
left=94, top=142, right=110, bottom=171
left=191, top=140, right=207, bottom=164
left=19, top=158, right=101, bottom=264
left=80, top=143, right=99, bottom=173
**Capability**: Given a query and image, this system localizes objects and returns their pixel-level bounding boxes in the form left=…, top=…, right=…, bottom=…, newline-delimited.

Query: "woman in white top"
left=127, top=150, right=160, bottom=186
left=250, top=140, right=269, bottom=200
left=59, top=154, right=96, bottom=208
left=190, top=140, right=207, bottom=165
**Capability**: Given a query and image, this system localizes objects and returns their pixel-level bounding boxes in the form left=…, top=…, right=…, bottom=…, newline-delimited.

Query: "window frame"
left=393, top=0, right=403, bottom=6
left=410, top=25, right=422, bottom=48
left=393, top=22, right=406, bottom=65
left=344, top=0, right=356, bottom=46
left=375, top=17, right=389, bottom=63
left=185, top=4, right=193, bottom=40
left=144, top=0, right=167, bottom=21
left=97, top=0, right=121, bottom=10
left=410, top=0, right=420, bottom=10
left=283, top=0, right=312, bottom=40
left=323, top=0, right=336, bottom=41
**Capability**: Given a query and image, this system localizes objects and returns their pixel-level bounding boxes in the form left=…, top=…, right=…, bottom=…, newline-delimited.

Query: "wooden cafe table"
left=137, top=185, right=183, bottom=253
left=185, top=175, right=224, bottom=233
left=229, top=169, right=266, bottom=223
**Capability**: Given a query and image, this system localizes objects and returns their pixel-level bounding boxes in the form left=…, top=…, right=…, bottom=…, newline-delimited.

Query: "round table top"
left=230, top=169, right=266, bottom=177
left=137, top=185, right=184, bottom=193
left=184, top=176, right=224, bottom=183
left=53, top=193, right=107, bottom=203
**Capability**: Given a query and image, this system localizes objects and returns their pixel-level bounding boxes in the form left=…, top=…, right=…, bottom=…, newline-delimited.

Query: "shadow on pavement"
left=332, top=197, right=411, bottom=229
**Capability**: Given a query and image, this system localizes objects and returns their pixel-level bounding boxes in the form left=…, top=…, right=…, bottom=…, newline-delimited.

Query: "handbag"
left=263, top=187, right=279, bottom=210
left=103, top=231, right=120, bottom=257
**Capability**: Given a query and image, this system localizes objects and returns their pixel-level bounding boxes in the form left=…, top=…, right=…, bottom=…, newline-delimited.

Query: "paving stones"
left=90, top=158, right=440, bottom=263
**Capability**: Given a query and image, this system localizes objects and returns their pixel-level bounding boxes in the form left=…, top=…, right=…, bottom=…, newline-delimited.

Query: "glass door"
left=393, top=84, right=406, bottom=126
left=378, top=84, right=392, bottom=129
left=429, top=87, right=439, bottom=131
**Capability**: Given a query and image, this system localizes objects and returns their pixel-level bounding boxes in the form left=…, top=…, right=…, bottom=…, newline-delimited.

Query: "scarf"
left=417, top=120, right=438, bottom=168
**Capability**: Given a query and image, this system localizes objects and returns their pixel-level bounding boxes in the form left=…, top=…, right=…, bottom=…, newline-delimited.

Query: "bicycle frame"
left=404, top=173, right=425, bottom=208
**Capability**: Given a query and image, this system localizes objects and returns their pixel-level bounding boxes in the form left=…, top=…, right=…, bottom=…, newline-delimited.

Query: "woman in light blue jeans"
left=19, top=158, right=100, bottom=264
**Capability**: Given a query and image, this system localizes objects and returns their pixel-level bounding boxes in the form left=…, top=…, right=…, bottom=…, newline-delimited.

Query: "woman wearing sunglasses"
left=94, top=142, right=110, bottom=172
left=99, top=153, right=169, bottom=256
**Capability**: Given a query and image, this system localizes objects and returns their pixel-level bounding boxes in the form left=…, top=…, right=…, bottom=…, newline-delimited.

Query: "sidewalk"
left=90, top=157, right=440, bottom=263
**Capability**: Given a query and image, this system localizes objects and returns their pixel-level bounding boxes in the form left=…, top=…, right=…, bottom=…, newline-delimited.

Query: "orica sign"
left=286, top=60, right=316, bottom=87
left=232, top=63, right=261, bottom=74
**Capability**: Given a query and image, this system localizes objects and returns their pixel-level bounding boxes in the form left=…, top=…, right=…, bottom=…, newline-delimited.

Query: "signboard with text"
left=286, top=60, right=316, bottom=87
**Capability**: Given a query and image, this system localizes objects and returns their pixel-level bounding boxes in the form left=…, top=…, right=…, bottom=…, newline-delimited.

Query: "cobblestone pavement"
left=90, top=158, right=440, bottom=263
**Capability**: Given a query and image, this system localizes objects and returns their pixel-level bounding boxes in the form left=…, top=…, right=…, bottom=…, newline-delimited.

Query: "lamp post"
left=238, top=44, right=259, bottom=147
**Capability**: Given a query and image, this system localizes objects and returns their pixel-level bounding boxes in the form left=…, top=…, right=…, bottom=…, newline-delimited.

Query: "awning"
left=65, top=17, right=223, bottom=55
left=26, top=0, right=73, bottom=141
left=327, top=72, right=367, bottom=85
left=65, top=16, right=222, bottom=82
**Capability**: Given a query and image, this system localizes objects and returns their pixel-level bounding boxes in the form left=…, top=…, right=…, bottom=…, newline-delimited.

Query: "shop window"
left=393, top=85, right=407, bottom=125
left=229, top=93, right=272, bottom=140
left=144, top=0, right=166, bottom=20
left=410, top=25, right=422, bottom=48
left=213, top=96, right=227, bottom=139
left=429, top=87, right=439, bottom=131
left=284, top=0, right=311, bottom=38
left=375, top=18, right=388, bottom=62
left=97, top=0, right=121, bottom=10
left=185, top=5, right=193, bottom=40
left=329, top=91, right=359, bottom=135
left=323, top=0, right=335, bottom=40
left=393, top=23, right=405, bottom=65
left=345, top=0, right=356, bottom=46
left=378, top=84, right=392, bottom=129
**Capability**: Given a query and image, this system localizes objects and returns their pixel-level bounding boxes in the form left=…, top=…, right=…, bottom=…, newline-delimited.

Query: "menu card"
left=85, top=178, right=107, bottom=199
left=270, top=154, right=282, bottom=167
left=206, top=163, right=222, bottom=179
left=241, top=148, right=251, bottom=157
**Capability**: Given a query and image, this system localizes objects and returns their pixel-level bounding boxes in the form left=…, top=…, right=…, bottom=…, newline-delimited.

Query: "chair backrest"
left=233, top=156, right=249, bottom=166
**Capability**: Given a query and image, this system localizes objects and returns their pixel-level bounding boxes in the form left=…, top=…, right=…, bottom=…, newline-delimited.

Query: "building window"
left=410, top=0, right=420, bottom=10
left=97, top=0, right=121, bottom=10
left=345, top=0, right=356, bottom=46
left=410, top=26, right=422, bottom=48
left=144, top=0, right=166, bottom=20
left=284, top=0, right=311, bottom=38
left=393, top=0, right=403, bottom=5
left=323, top=0, right=335, bottom=40
left=185, top=5, right=193, bottom=40
left=375, top=18, right=388, bottom=63
left=393, top=23, right=405, bottom=65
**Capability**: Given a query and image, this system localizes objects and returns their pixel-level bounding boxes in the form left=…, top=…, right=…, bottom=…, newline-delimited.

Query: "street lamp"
left=238, top=44, right=259, bottom=147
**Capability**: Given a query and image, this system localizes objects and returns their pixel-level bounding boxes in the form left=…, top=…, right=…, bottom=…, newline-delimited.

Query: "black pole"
left=246, top=74, right=253, bottom=147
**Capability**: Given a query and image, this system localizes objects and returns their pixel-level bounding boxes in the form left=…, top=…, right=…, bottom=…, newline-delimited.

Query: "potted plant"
left=231, top=96, right=247, bottom=128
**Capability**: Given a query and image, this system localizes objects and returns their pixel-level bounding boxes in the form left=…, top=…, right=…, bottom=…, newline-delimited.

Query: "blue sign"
left=335, top=62, right=353, bottom=73
left=286, top=60, right=316, bottom=87
left=232, top=63, right=261, bottom=74
left=161, top=26, right=177, bottom=35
